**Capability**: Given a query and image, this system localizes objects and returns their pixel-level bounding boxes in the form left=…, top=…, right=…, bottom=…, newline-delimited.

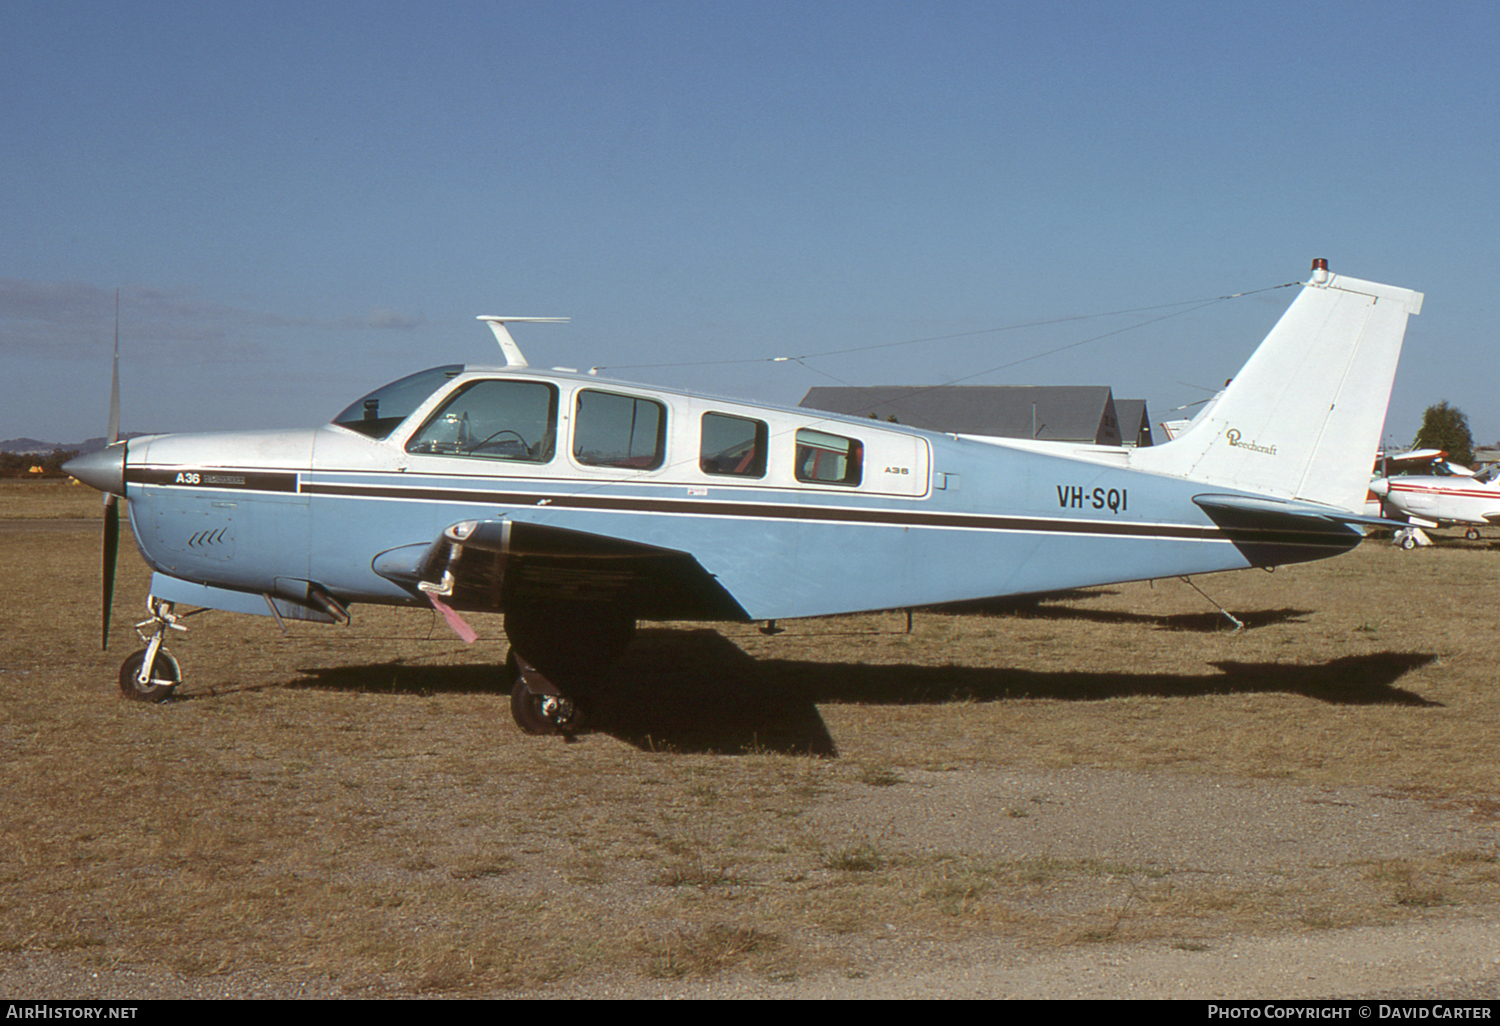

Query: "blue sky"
left=3, top=0, right=1496, bottom=448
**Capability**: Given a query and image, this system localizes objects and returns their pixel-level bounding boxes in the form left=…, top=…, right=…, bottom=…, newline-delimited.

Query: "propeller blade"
left=101, top=288, right=122, bottom=649
left=102, top=494, right=119, bottom=650
left=108, top=289, right=120, bottom=445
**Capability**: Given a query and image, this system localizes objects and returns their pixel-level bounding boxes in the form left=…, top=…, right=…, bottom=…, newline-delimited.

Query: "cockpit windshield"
left=332, top=365, right=464, bottom=440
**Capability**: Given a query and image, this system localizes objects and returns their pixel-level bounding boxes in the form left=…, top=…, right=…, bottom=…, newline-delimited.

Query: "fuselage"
left=105, top=363, right=1361, bottom=625
left=1370, top=468, right=1500, bottom=529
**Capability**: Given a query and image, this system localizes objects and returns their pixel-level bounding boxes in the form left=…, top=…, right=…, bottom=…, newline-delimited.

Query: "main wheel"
left=509, top=678, right=587, bottom=736
left=119, top=648, right=182, bottom=703
left=1467, top=528, right=1481, bottom=541
left=1400, top=533, right=1418, bottom=550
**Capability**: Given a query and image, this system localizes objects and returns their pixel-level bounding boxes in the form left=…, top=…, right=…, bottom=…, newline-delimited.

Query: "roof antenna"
left=476, top=316, right=569, bottom=368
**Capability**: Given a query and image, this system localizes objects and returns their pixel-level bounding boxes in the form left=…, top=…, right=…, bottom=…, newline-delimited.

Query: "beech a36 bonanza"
left=67, top=259, right=1423, bottom=735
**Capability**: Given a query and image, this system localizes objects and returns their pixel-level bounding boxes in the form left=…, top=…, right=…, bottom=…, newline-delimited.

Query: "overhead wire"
left=588, top=281, right=1299, bottom=376
left=494, top=277, right=1303, bottom=516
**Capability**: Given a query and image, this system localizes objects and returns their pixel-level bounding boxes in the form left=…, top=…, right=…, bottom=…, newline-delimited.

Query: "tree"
left=42, top=449, right=78, bottom=474
left=1412, top=401, right=1475, bottom=467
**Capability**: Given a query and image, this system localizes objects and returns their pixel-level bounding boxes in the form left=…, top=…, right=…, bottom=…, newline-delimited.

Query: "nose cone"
left=1368, top=478, right=1390, bottom=498
left=65, top=441, right=126, bottom=497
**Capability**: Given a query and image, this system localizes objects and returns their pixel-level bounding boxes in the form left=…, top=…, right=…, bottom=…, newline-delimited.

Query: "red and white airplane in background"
left=1368, top=449, right=1500, bottom=546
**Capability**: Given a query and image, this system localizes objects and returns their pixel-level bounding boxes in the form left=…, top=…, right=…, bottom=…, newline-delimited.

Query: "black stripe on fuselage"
left=296, top=478, right=1356, bottom=551
left=126, top=465, right=1359, bottom=552
left=127, top=467, right=300, bottom=493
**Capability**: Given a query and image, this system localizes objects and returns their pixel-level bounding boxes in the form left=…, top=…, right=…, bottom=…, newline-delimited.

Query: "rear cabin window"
left=573, top=390, right=666, bottom=470
left=795, top=428, right=863, bottom=486
left=700, top=412, right=767, bottom=478
left=405, top=380, right=558, bottom=462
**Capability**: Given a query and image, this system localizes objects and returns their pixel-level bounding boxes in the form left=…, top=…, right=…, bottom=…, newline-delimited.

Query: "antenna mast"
left=476, top=316, right=569, bottom=368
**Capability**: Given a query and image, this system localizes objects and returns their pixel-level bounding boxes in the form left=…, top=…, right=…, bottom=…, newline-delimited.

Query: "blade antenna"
left=476, top=316, right=569, bottom=368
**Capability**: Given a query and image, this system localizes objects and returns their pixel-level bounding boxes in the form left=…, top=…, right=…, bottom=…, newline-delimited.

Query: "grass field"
left=0, top=477, right=105, bottom=518
left=2, top=476, right=1498, bottom=994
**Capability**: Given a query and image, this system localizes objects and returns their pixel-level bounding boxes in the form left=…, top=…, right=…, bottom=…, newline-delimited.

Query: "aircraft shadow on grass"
left=283, top=626, right=1439, bottom=758
left=923, top=592, right=1312, bottom=632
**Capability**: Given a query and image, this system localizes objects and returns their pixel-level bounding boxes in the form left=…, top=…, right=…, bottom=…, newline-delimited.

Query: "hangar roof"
left=799, top=385, right=1143, bottom=446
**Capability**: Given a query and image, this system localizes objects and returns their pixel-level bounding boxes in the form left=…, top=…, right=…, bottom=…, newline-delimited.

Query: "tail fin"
left=1130, top=259, right=1423, bottom=511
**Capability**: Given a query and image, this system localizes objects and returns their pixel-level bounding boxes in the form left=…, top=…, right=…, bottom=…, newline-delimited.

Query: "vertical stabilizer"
left=1131, top=260, right=1422, bottom=511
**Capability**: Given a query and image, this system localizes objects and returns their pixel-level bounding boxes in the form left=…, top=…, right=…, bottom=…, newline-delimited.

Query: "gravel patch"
left=7, top=765, right=1498, bottom=1000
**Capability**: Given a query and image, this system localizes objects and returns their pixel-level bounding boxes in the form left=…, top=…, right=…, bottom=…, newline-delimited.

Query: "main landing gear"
left=502, top=600, right=635, bottom=736
left=118, top=598, right=187, bottom=702
left=505, top=651, right=589, bottom=736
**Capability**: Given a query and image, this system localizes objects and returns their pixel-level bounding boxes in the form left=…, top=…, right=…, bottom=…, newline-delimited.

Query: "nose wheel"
left=118, top=597, right=187, bottom=702
left=119, top=647, right=182, bottom=702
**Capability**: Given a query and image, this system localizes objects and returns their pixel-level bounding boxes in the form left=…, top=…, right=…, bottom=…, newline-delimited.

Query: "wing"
left=373, top=519, right=750, bottom=621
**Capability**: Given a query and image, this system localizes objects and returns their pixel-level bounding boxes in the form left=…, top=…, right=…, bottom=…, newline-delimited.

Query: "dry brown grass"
left=4, top=501, right=1500, bottom=994
left=0, top=478, right=106, bottom=519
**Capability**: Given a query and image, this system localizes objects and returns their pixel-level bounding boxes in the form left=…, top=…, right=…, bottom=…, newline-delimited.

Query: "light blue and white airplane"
left=66, top=259, right=1423, bottom=734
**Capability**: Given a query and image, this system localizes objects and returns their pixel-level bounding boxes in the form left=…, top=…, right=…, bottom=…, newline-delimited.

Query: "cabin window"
left=700, top=413, right=767, bottom=478
left=573, top=390, right=666, bottom=470
left=333, top=364, right=463, bottom=440
left=405, top=380, right=558, bottom=462
left=795, top=428, right=862, bottom=486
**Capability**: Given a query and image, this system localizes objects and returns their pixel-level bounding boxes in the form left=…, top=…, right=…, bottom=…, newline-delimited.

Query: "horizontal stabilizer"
left=1193, top=493, right=1405, bottom=531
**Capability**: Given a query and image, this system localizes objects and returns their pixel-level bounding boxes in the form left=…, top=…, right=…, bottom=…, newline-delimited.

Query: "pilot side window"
left=405, top=380, right=558, bottom=463
left=573, top=390, right=666, bottom=470
left=795, top=428, right=863, bottom=486
left=700, top=412, right=767, bottom=478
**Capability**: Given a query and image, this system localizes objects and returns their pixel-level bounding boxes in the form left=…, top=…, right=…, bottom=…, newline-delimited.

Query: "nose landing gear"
left=119, top=598, right=187, bottom=702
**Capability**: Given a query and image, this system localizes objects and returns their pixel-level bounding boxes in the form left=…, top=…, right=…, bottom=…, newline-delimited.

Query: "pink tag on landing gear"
left=426, top=591, right=479, bottom=645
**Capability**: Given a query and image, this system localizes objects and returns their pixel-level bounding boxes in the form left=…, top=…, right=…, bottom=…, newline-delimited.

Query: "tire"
left=509, top=677, right=587, bottom=736
left=119, top=648, right=181, bottom=702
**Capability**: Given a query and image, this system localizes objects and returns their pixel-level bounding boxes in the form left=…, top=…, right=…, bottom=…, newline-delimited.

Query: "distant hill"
left=0, top=432, right=152, bottom=456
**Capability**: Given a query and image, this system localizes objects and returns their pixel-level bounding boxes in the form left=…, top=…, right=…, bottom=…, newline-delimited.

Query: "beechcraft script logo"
left=1225, top=428, right=1277, bottom=456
